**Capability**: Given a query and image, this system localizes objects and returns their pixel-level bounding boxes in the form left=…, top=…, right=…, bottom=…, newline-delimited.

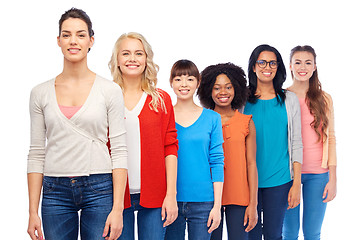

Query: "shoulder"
left=156, top=88, right=171, bottom=100
left=284, top=90, right=300, bottom=106
left=97, top=75, right=121, bottom=89
left=30, top=79, right=53, bottom=99
left=203, top=108, right=220, bottom=117
left=96, top=75, right=123, bottom=95
left=323, top=91, right=333, bottom=104
left=238, top=112, right=252, bottom=122
left=202, top=108, right=222, bottom=123
left=285, top=90, right=298, bottom=100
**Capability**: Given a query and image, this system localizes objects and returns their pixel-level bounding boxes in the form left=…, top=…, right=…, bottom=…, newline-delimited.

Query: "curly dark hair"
left=198, top=62, right=249, bottom=110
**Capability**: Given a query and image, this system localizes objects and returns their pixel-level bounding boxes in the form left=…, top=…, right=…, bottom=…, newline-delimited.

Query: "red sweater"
left=123, top=89, right=178, bottom=208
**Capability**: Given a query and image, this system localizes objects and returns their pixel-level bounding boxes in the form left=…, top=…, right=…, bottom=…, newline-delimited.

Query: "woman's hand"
left=244, top=204, right=258, bottom=232
left=161, top=194, right=178, bottom=227
left=287, top=182, right=301, bottom=209
left=323, top=179, right=337, bottom=203
left=207, top=206, right=221, bottom=233
left=103, top=209, right=123, bottom=240
left=27, top=213, right=44, bottom=240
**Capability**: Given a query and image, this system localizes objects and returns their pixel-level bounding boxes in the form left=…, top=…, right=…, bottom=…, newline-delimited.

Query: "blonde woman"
left=109, top=32, right=179, bottom=240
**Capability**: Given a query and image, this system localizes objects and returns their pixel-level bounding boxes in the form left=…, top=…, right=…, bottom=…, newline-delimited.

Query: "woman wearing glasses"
left=282, top=45, right=337, bottom=240
left=244, top=44, right=303, bottom=240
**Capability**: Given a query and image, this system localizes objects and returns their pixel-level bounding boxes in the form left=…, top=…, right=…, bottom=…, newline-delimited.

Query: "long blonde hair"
left=109, top=32, right=165, bottom=112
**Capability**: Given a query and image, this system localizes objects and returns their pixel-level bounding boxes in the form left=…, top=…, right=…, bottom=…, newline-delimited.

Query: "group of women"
left=27, top=8, right=337, bottom=240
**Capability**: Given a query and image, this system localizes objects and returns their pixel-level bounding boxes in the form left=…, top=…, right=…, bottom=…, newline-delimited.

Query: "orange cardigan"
left=221, top=112, right=252, bottom=206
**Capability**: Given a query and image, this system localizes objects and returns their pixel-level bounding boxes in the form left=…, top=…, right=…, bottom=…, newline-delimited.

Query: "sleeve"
left=291, top=94, right=303, bottom=164
left=209, top=112, right=224, bottom=182
left=326, top=93, right=337, bottom=166
left=27, top=87, right=46, bottom=173
left=107, top=83, right=128, bottom=169
left=162, top=91, right=178, bottom=157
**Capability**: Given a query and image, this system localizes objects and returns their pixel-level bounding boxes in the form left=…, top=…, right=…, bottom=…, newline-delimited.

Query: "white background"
left=0, top=0, right=359, bottom=239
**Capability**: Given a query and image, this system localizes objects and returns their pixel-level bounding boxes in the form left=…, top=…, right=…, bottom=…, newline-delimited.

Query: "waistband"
left=43, top=173, right=112, bottom=186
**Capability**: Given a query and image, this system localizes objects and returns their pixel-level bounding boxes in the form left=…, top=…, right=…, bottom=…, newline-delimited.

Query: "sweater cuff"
left=165, top=144, right=178, bottom=158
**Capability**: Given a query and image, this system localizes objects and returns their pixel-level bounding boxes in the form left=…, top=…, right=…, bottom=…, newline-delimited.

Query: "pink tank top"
left=59, top=105, right=82, bottom=119
left=299, top=98, right=328, bottom=174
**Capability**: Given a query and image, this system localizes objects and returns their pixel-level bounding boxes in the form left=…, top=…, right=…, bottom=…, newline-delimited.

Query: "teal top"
left=244, top=97, right=291, bottom=188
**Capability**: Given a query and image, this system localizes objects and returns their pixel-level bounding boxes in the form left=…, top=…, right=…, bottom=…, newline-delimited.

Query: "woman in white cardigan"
left=27, top=8, right=127, bottom=240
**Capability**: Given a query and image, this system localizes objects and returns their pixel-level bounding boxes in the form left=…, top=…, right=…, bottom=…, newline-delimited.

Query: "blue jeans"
left=249, top=181, right=292, bottom=240
left=283, top=172, right=329, bottom=240
left=211, top=205, right=248, bottom=240
left=165, top=201, right=213, bottom=240
left=41, top=174, right=114, bottom=240
left=119, top=194, right=165, bottom=240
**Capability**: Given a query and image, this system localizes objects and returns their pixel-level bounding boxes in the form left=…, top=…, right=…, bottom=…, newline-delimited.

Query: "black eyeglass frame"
left=256, top=60, right=279, bottom=69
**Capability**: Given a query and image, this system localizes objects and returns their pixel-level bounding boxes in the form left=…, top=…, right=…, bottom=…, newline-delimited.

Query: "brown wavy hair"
left=290, top=45, right=328, bottom=142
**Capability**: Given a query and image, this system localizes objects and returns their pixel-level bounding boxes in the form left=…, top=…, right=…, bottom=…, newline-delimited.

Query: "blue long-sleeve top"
left=176, top=108, right=224, bottom=202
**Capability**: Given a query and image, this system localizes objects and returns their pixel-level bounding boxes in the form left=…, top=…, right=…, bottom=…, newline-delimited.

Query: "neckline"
left=258, top=96, right=277, bottom=101
left=52, top=75, right=98, bottom=121
left=176, top=108, right=204, bottom=129
left=125, top=92, right=147, bottom=114
left=222, top=110, right=239, bottom=125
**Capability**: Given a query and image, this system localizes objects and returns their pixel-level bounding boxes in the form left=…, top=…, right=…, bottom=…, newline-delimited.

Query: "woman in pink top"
left=283, top=45, right=337, bottom=240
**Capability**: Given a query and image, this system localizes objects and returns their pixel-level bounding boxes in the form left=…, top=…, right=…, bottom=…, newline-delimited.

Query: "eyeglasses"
left=256, top=60, right=278, bottom=69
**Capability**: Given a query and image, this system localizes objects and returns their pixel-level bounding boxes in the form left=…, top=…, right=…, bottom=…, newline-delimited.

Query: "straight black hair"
left=247, top=44, right=286, bottom=104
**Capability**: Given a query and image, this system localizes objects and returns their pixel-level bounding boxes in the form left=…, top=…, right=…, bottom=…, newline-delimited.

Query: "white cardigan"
left=27, top=75, right=127, bottom=177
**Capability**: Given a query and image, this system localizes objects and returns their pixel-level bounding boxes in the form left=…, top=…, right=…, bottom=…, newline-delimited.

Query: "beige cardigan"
left=322, top=92, right=337, bottom=168
left=27, top=75, right=127, bottom=176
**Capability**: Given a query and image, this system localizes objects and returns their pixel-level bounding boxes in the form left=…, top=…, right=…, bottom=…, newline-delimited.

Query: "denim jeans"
left=119, top=194, right=165, bottom=240
left=41, top=174, right=113, bottom=240
left=249, top=181, right=292, bottom=240
left=165, top=201, right=213, bottom=240
left=283, top=172, right=329, bottom=240
left=211, top=205, right=248, bottom=240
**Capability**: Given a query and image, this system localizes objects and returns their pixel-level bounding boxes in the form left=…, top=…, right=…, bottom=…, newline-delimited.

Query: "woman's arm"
left=103, top=84, right=128, bottom=239
left=27, top=87, right=46, bottom=240
left=323, top=94, right=337, bottom=202
left=288, top=162, right=301, bottom=209
left=207, top=182, right=223, bottom=233
left=27, top=173, right=44, bottom=240
left=103, top=168, right=127, bottom=240
left=207, top=113, right=224, bottom=233
left=244, top=119, right=258, bottom=232
left=162, top=154, right=178, bottom=227
left=288, top=93, right=302, bottom=209
left=323, top=165, right=337, bottom=202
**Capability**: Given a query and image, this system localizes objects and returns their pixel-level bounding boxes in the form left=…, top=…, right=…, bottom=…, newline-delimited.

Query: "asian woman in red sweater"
left=109, top=32, right=179, bottom=240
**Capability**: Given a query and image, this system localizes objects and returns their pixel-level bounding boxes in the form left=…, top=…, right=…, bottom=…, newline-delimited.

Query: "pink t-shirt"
left=299, top=98, right=328, bottom=174
left=59, top=105, right=82, bottom=119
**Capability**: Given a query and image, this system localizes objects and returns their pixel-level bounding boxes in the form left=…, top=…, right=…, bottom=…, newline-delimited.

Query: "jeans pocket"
left=88, top=177, right=113, bottom=194
left=42, top=177, right=56, bottom=194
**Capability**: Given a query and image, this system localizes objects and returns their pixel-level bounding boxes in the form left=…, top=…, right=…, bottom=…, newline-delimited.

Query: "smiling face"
left=57, top=18, right=94, bottom=63
left=290, top=51, right=316, bottom=82
left=171, top=75, right=199, bottom=101
left=253, top=51, right=278, bottom=84
left=212, top=74, right=235, bottom=109
left=117, top=38, right=147, bottom=79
